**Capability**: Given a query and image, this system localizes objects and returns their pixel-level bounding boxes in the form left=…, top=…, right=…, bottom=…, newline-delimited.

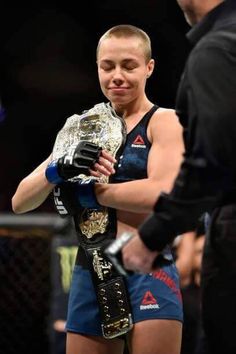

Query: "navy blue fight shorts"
left=66, top=262, right=183, bottom=336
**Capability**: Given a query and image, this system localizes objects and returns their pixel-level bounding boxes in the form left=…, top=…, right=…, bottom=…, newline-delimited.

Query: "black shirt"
left=139, top=0, right=236, bottom=251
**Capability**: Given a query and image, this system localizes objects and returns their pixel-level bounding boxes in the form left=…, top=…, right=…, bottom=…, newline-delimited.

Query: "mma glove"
left=46, top=141, right=102, bottom=184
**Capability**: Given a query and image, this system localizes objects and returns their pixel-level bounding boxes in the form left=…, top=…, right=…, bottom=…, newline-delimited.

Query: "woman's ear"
left=147, top=59, right=155, bottom=78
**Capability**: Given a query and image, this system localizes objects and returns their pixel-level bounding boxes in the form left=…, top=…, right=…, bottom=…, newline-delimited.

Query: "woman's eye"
left=100, top=62, right=114, bottom=71
left=125, top=65, right=135, bottom=71
left=123, top=62, right=138, bottom=71
left=101, top=66, right=111, bottom=71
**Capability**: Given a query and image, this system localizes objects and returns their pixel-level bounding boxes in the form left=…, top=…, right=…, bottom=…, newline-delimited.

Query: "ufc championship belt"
left=52, top=102, right=133, bottom=339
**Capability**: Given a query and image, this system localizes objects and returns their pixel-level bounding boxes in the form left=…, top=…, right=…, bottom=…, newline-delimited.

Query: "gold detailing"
left=92, top=249, right=112, bottom=281
left=102, top=314, right=133, bottom=339
left=79, top=209, right=108, bottom=239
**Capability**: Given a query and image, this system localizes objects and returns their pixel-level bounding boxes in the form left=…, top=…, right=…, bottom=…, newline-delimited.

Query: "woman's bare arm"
left=95, top=109, right=184, bottom=213
left=12, top=149, right=116, bottom=214
left=12, top=155, right=55, bottom=214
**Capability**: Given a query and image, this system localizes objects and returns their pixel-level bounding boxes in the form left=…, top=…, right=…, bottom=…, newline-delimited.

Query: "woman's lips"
left=109, top=87, right=129, bottom=94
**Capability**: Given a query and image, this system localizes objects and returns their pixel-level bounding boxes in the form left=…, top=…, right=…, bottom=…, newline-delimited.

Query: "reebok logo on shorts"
left=140, top=290, right=160, bottom=310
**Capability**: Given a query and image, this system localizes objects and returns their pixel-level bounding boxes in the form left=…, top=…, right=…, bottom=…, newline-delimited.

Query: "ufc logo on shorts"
left=54, top=187, right=68, bottom=215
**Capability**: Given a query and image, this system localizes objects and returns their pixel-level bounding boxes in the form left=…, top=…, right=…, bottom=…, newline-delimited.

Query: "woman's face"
left=97, top=36, right=154, bottom=106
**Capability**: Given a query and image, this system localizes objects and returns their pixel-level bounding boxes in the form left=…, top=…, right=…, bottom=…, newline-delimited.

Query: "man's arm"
left=139, top=44, right=236, bottom=251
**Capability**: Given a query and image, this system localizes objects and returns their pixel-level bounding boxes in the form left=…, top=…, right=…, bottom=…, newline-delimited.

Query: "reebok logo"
left=140, top=290, right=160, bottom=310
left=131, top=134, right=146, bottom=148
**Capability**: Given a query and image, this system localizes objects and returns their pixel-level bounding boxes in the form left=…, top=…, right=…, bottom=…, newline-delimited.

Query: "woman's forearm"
left=12, top=157, right=54, bottom=213
left=95, top=177, right=173, bottom=213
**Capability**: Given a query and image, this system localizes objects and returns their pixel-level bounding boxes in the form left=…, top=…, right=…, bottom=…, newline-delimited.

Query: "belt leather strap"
left=80, top=244, right=133, bottom=338
left=73, top=206, right=133, bottom=339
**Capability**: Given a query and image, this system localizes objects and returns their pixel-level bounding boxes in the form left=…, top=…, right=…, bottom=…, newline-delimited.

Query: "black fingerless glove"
left=46, top=141, right=102, bottom=184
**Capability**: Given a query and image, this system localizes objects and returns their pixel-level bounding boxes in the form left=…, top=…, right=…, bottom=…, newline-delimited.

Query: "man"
left=116, top=1, right=236, bottom=353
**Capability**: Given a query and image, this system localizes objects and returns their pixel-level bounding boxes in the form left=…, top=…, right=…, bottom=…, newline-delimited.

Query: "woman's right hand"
left=90, top=150, right=117, bottom=178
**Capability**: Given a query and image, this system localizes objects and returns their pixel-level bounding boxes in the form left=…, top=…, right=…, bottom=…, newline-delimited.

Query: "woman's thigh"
left=66, top=332, right=124, bottom=354
left=128, top=319, right=182, bottom=354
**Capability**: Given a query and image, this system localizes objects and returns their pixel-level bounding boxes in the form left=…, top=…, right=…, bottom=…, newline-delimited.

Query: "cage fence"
left=0, top=213, right=74, bottom=354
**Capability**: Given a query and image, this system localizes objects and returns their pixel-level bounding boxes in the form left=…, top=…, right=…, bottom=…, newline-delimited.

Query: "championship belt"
left=52, top=102, right=133, bottom=338
left=52, top=102, right=126, bottom=242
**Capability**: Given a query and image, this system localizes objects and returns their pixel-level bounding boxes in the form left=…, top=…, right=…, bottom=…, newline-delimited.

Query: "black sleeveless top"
left=113, top=105, right=159, bottom=182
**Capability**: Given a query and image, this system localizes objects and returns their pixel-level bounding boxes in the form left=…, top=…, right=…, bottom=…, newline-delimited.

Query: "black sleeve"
left=185, top=45, right=236, bottom=186
left=139, top=43, right=236, bottom=251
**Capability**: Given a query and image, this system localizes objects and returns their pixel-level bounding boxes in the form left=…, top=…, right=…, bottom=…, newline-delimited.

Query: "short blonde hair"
left=96, top=24, right=152, bottom=63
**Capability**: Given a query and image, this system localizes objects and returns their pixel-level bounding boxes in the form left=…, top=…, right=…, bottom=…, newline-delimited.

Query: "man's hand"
left=122, top=231, right=159, bottom=273
left=104, top=230, right=173, bottom=275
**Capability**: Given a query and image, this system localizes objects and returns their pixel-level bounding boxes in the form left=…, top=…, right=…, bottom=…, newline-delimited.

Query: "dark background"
left=0, top=0, right=190, bottom=212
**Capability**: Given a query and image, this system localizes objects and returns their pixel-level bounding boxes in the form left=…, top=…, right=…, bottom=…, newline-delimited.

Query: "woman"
left=12, top=25, right=184, bottom=354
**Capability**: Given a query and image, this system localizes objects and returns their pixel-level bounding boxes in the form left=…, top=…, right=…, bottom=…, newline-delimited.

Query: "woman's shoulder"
left=151, top=107, right=180, bottom=125
left=148, top=106, right=183, bottom=142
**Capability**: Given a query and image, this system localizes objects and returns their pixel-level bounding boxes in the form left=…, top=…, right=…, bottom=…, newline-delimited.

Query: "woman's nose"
left=112, top=68, right=124, bottom=84
left=113, top=67, right=124, bottom=79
